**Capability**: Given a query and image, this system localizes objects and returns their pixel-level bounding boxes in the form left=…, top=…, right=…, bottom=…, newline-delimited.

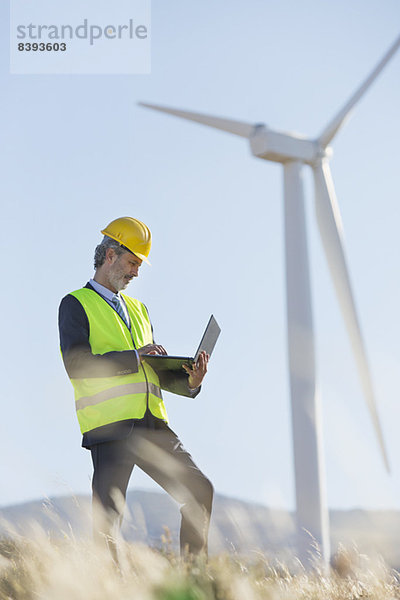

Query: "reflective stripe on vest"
left=67, top=288, right=168, bottom=433
left=76, top=381, right=163, bottom=411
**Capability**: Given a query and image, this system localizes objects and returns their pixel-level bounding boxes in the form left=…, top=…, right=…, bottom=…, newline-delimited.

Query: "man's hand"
left=182, top=351, right=209, bottom=389
left=138, top=344, right=167, bottom=361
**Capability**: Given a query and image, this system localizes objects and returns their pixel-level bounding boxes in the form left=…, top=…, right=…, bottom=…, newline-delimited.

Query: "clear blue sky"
left=0, top=0, right=399, bottom=511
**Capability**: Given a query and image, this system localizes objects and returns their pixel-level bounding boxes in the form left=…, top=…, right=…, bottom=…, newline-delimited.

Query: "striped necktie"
left=112, top=294, right=129, bottom=328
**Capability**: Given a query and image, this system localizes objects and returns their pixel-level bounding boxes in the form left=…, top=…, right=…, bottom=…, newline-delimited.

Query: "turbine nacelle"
left=249, top=124, right=324, bottom=165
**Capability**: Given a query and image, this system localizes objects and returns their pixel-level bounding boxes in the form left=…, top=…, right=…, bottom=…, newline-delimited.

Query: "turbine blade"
left=318, top=34, right=400, bottom=148
left=138, top=102, right=255, bottom=138
left=313, top=159, right=390, bottom=472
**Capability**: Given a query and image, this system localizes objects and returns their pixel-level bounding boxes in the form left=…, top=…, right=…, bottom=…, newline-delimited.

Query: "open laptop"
left=142, top=314, right=221, bottom=374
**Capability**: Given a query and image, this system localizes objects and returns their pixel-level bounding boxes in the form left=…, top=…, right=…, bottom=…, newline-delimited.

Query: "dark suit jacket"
left=58, top=282, right=199, bottom=447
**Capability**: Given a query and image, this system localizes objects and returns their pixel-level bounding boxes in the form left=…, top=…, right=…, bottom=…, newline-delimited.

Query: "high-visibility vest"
left=67, top=288, right=168, bottom=434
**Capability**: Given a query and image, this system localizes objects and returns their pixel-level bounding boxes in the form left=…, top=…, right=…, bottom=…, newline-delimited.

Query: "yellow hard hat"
left=101, top=216, right=152, bottom=264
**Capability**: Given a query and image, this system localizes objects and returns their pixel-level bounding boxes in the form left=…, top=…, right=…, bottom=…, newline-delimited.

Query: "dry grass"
left=0, top=527, right=399, bottom=600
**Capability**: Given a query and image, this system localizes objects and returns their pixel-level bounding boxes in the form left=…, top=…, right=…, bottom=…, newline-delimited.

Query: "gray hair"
left=94, top=236, right=129, bottom=269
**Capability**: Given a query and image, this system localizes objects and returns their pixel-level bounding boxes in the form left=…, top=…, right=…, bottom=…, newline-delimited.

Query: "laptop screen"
left=194, top=315, right=221, bottom=362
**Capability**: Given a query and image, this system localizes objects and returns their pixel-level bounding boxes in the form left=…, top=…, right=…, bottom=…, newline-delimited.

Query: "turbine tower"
left=139, top=35, right=399, bottom=565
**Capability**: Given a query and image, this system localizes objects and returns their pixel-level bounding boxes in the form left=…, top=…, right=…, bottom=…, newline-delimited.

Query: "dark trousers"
left=90, top=422, right=213, bottom=556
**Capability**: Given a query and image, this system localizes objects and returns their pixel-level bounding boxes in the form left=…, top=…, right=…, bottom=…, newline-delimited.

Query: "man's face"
left=108, top=250, right=142, bottom=292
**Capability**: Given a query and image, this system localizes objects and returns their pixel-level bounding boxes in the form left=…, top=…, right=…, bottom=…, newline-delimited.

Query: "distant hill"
left=1, top=491, right=399, bottom=567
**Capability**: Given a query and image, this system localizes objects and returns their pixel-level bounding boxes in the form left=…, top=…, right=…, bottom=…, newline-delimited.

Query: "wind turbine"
left=139, top=35, right=399, bottom=565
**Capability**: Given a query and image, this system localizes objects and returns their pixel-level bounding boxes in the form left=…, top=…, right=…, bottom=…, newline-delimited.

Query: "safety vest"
left=67, top=288, right=168, bottom=434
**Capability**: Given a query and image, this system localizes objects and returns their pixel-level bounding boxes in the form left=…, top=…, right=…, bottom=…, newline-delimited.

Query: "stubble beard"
left=109, top=268, right=131, bottom=292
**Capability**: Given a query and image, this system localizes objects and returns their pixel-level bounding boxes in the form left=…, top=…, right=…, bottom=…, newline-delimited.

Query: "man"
left=59, top=216, right=213, bottom=559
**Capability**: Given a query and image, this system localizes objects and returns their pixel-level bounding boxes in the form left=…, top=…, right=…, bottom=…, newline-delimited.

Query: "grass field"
left=0, top=526, right=400, bottom=600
